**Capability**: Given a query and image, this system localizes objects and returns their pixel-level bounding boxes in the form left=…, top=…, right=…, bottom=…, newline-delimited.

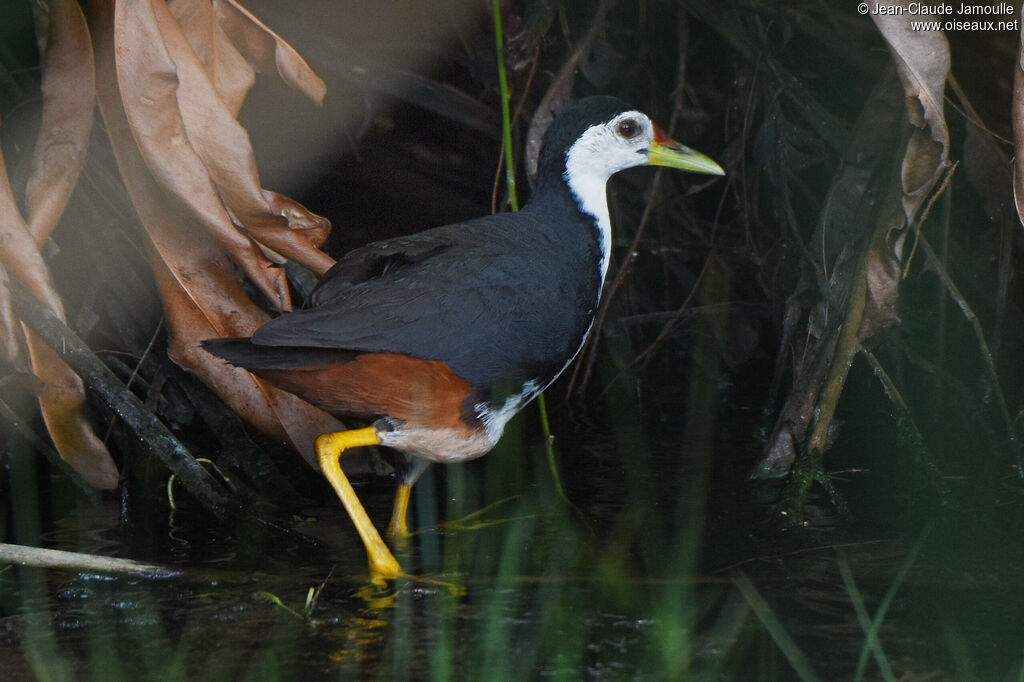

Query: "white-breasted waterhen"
left=202, top=96, right=723, bottom=579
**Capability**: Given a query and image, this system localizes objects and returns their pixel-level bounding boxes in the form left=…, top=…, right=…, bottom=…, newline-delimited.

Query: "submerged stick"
left=0, top=542, right=181, bottom=578
left=808, top=260, right=868, bottom=457
left=778, top=242, right=868, bottom=521
left=861, top=349, right=948, bottom=496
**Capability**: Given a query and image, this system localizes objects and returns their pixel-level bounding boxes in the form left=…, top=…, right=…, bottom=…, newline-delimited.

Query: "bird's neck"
left=528, top=164, right=612, bottom=294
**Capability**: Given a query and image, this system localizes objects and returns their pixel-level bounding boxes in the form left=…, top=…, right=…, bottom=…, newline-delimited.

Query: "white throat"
left=563, top=152, right=613, bottom=290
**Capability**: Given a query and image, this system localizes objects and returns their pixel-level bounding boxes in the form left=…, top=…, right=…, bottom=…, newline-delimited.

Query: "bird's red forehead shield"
left=652, top=123, right=673, bottom=145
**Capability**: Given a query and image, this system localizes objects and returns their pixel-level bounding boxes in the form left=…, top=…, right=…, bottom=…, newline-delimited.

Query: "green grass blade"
left=492, top=0, right=518, bottom=211
left=733, top=571, right=823, bottom=682
left=839, top=559, right=896, bottom=682
left=852, top=525, right=932, bottom=680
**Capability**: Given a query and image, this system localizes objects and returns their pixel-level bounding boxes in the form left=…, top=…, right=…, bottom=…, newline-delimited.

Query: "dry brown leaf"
left=25, top=336, right=121, bottom=489
left=862, top=2, right=950, bottom=344
left=152, top=254, right=343, bottom=466
left=91, top=0, right=343, bottom=466
left=212, top=0, right=327, bottom=105
left=168, top=0, right=256, bottom=117
left=112, top=0, right=293, bottom=311
left=870, top=0, right=950, bottom=227
left=96, top=0, right=252, bottom=321
left=0, top=142, right=65, bottom=320
left=146, top=207, right=340, bottom=464
left=0, top=227, right=119, bottom=491
left=149, top=0, right=333, bottom=274
left=859, top=212, right=904, bottom=343
left=24, top=0, right=96, bottom=245
left=1012, top=5, right=1024, bottom=228
left=0, top=265, right=24, bottom=366
left=0, top=56, right=118, bottom=488
left=143, top=197, right=342, bottom=463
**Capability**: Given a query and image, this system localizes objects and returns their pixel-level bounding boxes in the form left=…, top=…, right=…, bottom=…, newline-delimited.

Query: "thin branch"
left=0, top=542, right=181, bottom=578
left=9, top=280, right=233, bottom=517
left=917, top=235, right=1022, bottom=473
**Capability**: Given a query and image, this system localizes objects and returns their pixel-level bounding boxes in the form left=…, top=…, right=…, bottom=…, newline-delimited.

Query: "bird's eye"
left=616, top=118, right=640, bottom=139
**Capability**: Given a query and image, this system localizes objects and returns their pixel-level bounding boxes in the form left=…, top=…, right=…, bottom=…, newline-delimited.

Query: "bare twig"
left=0, top=542, right=181, bottom=578
left=917, top=235, right=1022, bottom=473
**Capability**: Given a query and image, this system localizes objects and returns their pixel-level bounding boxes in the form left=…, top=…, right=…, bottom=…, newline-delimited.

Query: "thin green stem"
left=492, top=0, right=518, bottom=211
left=492, top=0, right=565, bottom=502
left=733, top=572, right=823, bottom=682
left=538, top=392, right=571, bottom=507
left=839, top=560, right=896, bottom=682
left=852, top=524, right=932, bottom=680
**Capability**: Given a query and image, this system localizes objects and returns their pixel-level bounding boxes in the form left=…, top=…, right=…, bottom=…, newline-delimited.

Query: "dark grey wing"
left=251, top=213, right=595, bottom=389
left=309, top=232, right=453, bottom=306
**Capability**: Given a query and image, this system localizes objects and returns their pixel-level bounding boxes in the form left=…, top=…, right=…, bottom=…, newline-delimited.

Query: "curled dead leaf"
left=859, top=212, right=903, bottom=344
left=0, top=4, right=119, bottom=488
left=26, top=336, right=121, bottom=489
left=852, top=1, right=951, bottom=345
left=1012, top=4, right=1024, bottom=229
left=0, top=143, right=65, bottom=321
left=0, top=265, right=24, bottom=366
left=150, top=0, right=333, bottom=273
left=151, top=247, right=343, bottom=467
left=91, top=0, right=343, bottom=466
left=24, top=0, right=96, bottom=245
left=168, top=0, right=256, bottom=116
left=1, top=189, right=119, bottom=489
left=112, top=0, right=294, bottom=311
left=869, top=0, right=950, bottom=225
left=212, top=0, right=327, bottom=106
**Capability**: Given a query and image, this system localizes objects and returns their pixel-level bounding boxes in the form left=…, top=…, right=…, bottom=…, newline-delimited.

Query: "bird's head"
left=537, top=96, right=724, bottom=191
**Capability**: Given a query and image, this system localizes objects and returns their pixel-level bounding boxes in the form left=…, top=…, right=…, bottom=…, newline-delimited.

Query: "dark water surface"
left=4, top=396, right=1024, bottom=681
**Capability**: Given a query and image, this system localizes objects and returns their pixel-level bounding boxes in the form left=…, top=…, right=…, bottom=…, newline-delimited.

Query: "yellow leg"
left=315, top=428, right=402, bottom=580
left=388, top=484, right=412, bottom=541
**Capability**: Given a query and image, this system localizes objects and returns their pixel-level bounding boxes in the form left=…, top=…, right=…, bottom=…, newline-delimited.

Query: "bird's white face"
left=564, top=110, right=655, bottom=185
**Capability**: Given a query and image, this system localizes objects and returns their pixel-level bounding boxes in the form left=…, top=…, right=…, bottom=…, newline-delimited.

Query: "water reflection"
left=5, top=400, right=1024, bottom=679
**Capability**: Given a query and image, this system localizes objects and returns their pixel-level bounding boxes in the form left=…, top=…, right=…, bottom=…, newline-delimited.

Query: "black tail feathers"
left=201, top=337, right=355, bottom=370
